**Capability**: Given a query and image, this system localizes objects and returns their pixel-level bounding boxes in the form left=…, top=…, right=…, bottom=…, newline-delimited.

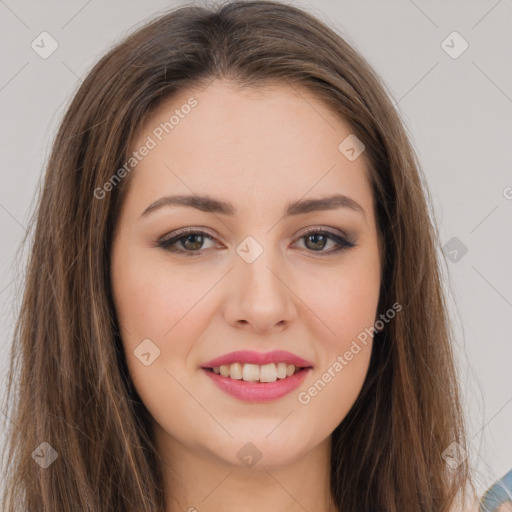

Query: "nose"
left=222, top=249, right=297, bottom=334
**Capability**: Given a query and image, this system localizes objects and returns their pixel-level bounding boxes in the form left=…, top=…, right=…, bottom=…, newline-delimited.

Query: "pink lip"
left=202, top=367, right=313, bottom=402
left=201, top=350, right=313, bottom=369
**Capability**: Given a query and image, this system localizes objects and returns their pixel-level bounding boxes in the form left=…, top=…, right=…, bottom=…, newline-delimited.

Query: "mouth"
left=200, top=350, right=314, bottom=402
left=201, top=362, right=311, bottom=383
left=201, top=364, right=312, bottom=402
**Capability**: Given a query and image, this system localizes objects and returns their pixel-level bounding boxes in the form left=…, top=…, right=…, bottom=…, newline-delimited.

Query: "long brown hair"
left=1, top=1, right=473, bottom=510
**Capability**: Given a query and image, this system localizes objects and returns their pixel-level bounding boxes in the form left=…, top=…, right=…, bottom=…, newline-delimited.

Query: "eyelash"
left=157, top=227, right=356, bottom=257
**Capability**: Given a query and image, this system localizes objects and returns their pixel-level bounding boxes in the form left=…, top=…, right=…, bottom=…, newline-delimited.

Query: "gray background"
left=0, top=0, right=511, bottom=498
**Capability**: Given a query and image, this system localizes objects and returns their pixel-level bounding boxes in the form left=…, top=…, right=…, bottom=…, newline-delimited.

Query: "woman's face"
left=110, top=79, right=381, bottom=469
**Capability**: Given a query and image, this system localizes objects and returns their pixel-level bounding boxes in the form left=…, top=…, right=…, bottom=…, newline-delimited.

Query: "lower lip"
left=201, top=367, right=312, bottom=402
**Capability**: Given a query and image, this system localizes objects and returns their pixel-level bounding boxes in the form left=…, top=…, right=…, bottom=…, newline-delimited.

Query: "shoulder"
left=466, top=470, right=512, bottom=512
left=471, top=469, right=512, bottom=512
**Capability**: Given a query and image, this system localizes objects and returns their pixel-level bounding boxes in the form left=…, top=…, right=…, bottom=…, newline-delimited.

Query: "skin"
left=110, top=79, right=382, bottom=512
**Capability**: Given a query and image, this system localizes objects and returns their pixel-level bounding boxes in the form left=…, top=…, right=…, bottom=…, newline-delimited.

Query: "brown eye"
left=158, top=229, right=218, bottom=255
left=180, top=233, right=207, bottom=251
left=295, top=229, right=356, bottom=255
left=304, top=233, right=329, bottom=251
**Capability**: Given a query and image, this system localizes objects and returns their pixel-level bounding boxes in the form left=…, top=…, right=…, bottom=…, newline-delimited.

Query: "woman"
left=1, top=1, right=479, bottom=510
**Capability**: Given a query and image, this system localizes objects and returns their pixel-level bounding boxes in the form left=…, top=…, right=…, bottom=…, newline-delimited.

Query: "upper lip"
left=201, top=350, right=313, bottom=369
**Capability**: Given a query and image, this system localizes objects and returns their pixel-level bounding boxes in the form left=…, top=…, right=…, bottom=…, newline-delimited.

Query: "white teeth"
left=210, top=362, right=300, bottom=382
left=242, top=363, right=260, bottom=382
left=229, top=362, right=243, bottom=380
left=259, top=363, right=277, bottom=383
left=276, top=362, right=287, bottom=379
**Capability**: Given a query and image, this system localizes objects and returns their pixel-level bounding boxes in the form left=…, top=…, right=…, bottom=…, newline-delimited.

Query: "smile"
left=200, top=350, right=313, bottom=402
left=206, top=362, right=302, bottom=382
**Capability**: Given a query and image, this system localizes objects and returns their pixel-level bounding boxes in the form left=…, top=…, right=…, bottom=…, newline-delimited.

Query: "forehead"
left=124, top=79, right=373, bottom=218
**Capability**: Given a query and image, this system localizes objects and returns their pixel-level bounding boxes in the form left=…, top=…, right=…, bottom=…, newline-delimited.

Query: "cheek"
left=110, top=250, right=218, bottom=390
left=111, top=250, right=216, bottom=345
left=298, top=255, right=381, bottom=348
left=292, top=253, right=379, bottom=424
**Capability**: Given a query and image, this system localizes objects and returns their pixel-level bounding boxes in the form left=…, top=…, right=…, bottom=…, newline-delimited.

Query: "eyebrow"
left=140, top=193, right=365, bottom=219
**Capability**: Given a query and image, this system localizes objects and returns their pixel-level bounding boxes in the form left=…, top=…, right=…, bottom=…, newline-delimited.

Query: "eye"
left=293, top=228, right=356, bottom=255
left=158, top=228, right=220, bottom=255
